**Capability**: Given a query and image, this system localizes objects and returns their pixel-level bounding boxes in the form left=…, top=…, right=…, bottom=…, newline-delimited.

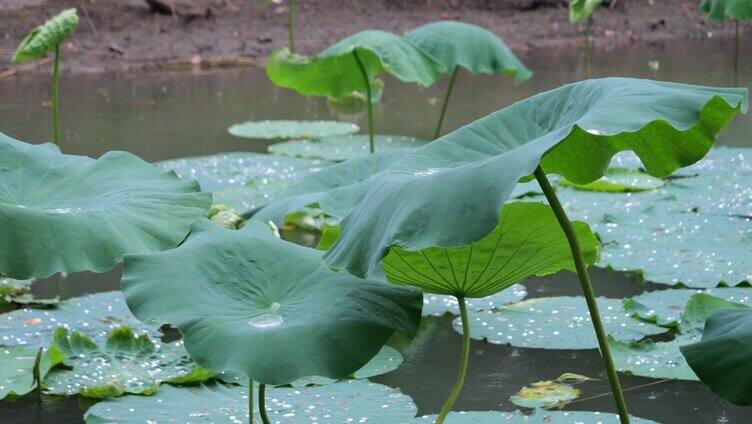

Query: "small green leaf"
left=269, top=135, right=426, bottom=161
left=569, top=0, right=603, bottom=24
left=510, top=380, right=581, bottom=409
left=559, top=167, right=665, bottom=192
left=228, top=120, right=359, bottom=140
left=0, top=345, right=64, bottom=399
left=13, top=8, right=79, bottom=63
left=700, top=0, right=752, bottom=22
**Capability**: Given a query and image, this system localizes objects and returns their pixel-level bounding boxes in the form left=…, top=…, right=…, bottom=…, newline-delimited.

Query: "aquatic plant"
left=228, top=119, right=359, bottom=140
left=12, top=8, right=79, bottom=146
left=121, top=219, right=421, bottom=422
left=318, top=78, right=747, bottom=424
left=266, top=30, right=445, bottom=152
left=700, top=0, right=752, bottom=80
left=405, top=21, right=532, bottom=139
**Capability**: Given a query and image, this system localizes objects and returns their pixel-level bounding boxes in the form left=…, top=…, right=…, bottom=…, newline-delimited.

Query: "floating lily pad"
left=560, top=168, right=665, bottom=192
left=269, top=135, right=427, bottom=161
left=291, top=345, right=403, bottom=387
left=228, top=120, right=359, bottom=140
left=0, top=278, right=55, bottom=306
left=413, top=410, right=657, bottom=423
left=84, top=380, right=418, bottom=423
left=625, top=287, right=752, bottom=327
left=0, top=291, right=158, bottom=348
left=510, top=380, right=581, bottom=409
left=423, top=285, right=527, bottom=317
left=13, top=8, right=78, bottom=63
left=157, top=152, right=327, bottom=214
left=44, top=327, right=212, bottom=398
left=0, top=133, right=210, bottom=280
left=455, top=297, right=666, bottom=349
left=0, top=345, right=64, bottom=399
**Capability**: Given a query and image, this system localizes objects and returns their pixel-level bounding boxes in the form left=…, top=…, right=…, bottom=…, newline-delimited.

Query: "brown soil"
left=0, top=0, right=744, bottom=75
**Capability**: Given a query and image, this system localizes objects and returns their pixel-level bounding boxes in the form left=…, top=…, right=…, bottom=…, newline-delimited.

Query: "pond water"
left=1, top=35, right=750, bottom=423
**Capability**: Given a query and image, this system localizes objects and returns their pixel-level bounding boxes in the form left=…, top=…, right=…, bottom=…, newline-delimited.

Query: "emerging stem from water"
left=584, top=16, right=593, bottom=77
left=352, top=49, right=375, bottom=153
left=734, top=19, right=740, bottom=85
left=434, top=296, right=470, bottom=424
left=248, top=378, right=254, bottom=424
left=433, top=66, right=459, bottom=140
left=533, top=166, right=630, bottom=424
left=259, top=383, right=270, bottom=424
left=52, top=44, right=61, bottom=146
left=288, top=0, right=296, bottom=53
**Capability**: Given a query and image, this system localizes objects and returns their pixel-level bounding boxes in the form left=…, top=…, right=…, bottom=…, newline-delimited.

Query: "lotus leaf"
left=510, top=380, right=581, bottom=409
left=559, top=168, right=665, bottom=192
left=269, top=135, right=427, bottom=161
left=422, top=285, right=527, bottom=317
left=0, top=345, right=64, bottom=399
left=12, top=8, right=78, bottom=63
left=625, top=287, right=752, bottom=327
left=700, top=0, right=752, bottom=21
left=413, top=410, right=657, bottom=423
left=227, top=119, right=359, bottom=140
left=290, top=345, right=403, bottom=387
left=569, top=0, right=603, bottom=24
left=121, top=219, right=422, bottom=385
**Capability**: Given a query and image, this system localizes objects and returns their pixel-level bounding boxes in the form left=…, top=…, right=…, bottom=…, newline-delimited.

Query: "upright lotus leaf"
left=44, top=327, right=213, bottom=398
left=0, top=133, right=211, bottom=280
left=12, top=8, right=78, bottom=63
left=268, top=134, right=426, bottom=161
left=323, top=78, right=748, bottom=279
left=700, top=0, right=752, bottom=21
left=681, top=307, right=752, bottom=405
left=121, top=219, right=422, bottom=386
left=227, top=119, right=359, bottom=140
left=0, top=345, right=64, bottom=399
left=382, top=202, right=599, bottom=298
left=569, top=0, right=603, bottom=24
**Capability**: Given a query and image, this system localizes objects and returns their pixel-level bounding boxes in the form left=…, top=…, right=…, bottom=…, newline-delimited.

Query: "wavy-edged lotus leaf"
left=158, top=152, right=327, bottom=214
left=569, top=0, right=603, bottom=24
left=12, top=8, right=78, bottom=63
left=559, top=168, right=665, bottom=192
left=405, top=20, right=531, bottom=82
left=383, top=202, right=599, bottom=298
left=44, top=327, right=213, bottom=398
left=322, top=78, right=747, bottom=278
left=269, top=134, right=427, bottom=161
left=700, top=0, right=752, bottom=21
left=510, top=380, right=581, bottom=409
left=0, top=133, right=210, bottom=279
left=625, top=287, right=752, bottom=327
left=423, top=285, right=527, bottom=317
left=84, top=380, right=418, bottom=423
left=0, top=345, right=64, bottom=399
left=227, top=119, right=359, bottom=140
left=455, top=296, right=665, bottom=349
left=266, top=30, right=446, bottom=99
left=254, top=149, right=407, bottom=225
left=677, top=293, right=750, bottom=334
left=121, top=219, right=422, bottom=385
left=0, top=291, right=158, bottom=348
left=413, top=410, right=658, bottom=423
left=291, top=345, right=403, bottom=387
left=681, top=307, right=752, bottom=405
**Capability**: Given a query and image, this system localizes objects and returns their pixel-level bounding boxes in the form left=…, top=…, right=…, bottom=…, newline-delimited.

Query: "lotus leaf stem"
left=735, top=20, right=740, bottom=85
left=288, top=0, right=296, bottom=53
left=259, top=383, right=270, bottom=424
left=433, top=65, right=459, bottom=140
left=352, top=49, right=375, bottom=153
left=435, top=296, right=470, bottom=424
left=52, top=44, right=61, bottom=146
left=533, top=166, right=630, bottom=424
left=248, top=378, right=254, bottom=424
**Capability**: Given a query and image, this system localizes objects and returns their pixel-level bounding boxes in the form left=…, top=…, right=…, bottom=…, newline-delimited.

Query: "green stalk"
left=248, top=378, right=254, bottom=424
left=533, top=166, right=630, bottom=424
left=435, top=296, right=470, bottom=424
left=734, top=19, right=740, bottom=85
left=259, top=383, right=270, bottom=424
left=288, top=0, right=296, bottom=53
left=585, top=16, right=593, bottom=77
left=52, top=44, right=61, bottom=146
left=352, top=50, right=375, bottom=153
left=433, top=66, right=459, bottom=140
left=33, top=347, right=43, bottom=397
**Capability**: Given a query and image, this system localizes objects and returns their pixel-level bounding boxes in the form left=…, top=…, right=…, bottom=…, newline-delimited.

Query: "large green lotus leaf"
left=681, top=308, right=752, bottom=405
left=12, top=8, right=78, bottom=63
left=559, top=168, right=665, bottom=192
left=455, top=296, right=666, bottom=349
left=290, top=345, right=403, bottom=387
left=227, top=119, right=359, bottom=140
left=569, top=0, right=603, bottom=24
left=44, top=327, right=212, bottom=398
left=700, top=0, right=752, bottom=21
left=157, top=152, right=327, bottom=214
left=84, top=380, right=418, bottom=423
left=121, top=219, right=422, bottom=385
left=253, top=149, right=407, bottom=224
left=423, top=285, right=527, bottom=317
left=322, top=79, right=747, bottom=278
left=269, top=135, right=427, bottom=161
left=0, top=345, right=64, bottom=399
left=413, top=410, right=657, bottom=423
left=625, top=287, right=752, bottom=327
left=404, top=21, right=531, bottom=82
left=0, top=133, right=210, bottom=280
left=383, top=202, right=599, bottom=298
left=266, top=30, right=446, bottom=99
left=0, top=291, right=158, bottom=348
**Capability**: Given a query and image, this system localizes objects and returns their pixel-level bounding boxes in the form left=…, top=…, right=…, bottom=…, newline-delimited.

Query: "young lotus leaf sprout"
left=121, top=220, right=421, bottom=423
left=700, top=0, right=752, bottom=81
left=405, top=21, right=532, bottom=139
left=267, top=30, right=445, bottom=153
left=12, top=8, right=79, bottom=146
left=320, top=78, right=748, bottom=424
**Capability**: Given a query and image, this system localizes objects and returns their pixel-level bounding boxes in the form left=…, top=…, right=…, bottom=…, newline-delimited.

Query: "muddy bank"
left=0, top=0, right=745, bottom=75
